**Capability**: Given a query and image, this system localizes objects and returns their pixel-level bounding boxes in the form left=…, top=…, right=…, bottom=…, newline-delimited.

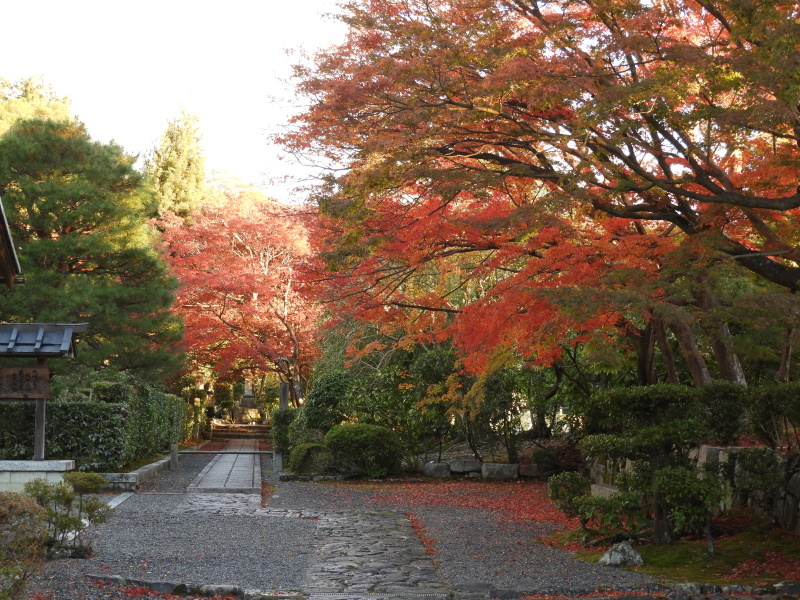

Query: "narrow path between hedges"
left=185, top=439, right=262, bottom=493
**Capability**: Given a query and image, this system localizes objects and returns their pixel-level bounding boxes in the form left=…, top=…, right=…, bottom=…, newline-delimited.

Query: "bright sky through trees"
left=3, top=0, right=346, bottom=200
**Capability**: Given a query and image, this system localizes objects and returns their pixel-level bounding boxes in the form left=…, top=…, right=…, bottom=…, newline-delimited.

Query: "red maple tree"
left=159, top=190, right=320, bottom=403
left=284, top=0, right=800, bottom=379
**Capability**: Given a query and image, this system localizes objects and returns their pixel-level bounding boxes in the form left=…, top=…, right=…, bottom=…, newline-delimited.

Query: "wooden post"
left=33, top=397, right=46, bottom=461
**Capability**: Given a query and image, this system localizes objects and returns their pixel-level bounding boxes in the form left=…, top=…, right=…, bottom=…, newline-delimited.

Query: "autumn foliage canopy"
left=282, top=0, right=800, bottom=379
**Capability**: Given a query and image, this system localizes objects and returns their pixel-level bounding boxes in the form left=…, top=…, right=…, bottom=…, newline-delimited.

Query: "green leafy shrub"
left=734, top=447, right=785, bottom=519
left=577, top=491, right=646, bottom=538
left=652, top=464, right=724, bottom=549
left=303, top=370, right=352, bottom=432
left=696, top=381, right=747, bottom=446
left=748, top=383, right=800, bottom=450
left=24, top=476, right=112, bottom=558
left=548, top=471, right=591, bottom=529
left=288, top=408, right=323, bottom=450
left=0, top=492, right=45, bottom=600
left=271, top=408, right=297, bottom=455
left=91, top=381, right=132, bottom=403
left=324, top=423, right=403, bottom=477
left=289, top=443, right=330, bottom=475
left=213, top=383, right=235, bottom=420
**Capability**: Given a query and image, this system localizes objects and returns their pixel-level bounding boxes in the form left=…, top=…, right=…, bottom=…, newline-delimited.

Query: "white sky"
left=3, top=0, right=347, bottom=201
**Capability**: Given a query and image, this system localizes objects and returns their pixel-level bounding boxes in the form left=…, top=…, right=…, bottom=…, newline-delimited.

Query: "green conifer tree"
left=0, top=118, right=183, bottom=380
left=145, top=111, right=206, bottom=218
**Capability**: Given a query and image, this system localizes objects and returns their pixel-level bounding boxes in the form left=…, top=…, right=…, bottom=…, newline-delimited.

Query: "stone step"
left=211, top=431, right=271, bottom=440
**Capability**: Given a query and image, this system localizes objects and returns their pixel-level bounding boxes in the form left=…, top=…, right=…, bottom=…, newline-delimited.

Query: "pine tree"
left=145, top=111, right=206, bottom=218
left=0, top=119, right=183, bottom=380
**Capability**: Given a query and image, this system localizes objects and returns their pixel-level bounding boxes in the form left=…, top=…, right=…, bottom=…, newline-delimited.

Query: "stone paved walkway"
left=172, top=491, right=449, bottom=599
left=185, top=439, right=262, bottom=493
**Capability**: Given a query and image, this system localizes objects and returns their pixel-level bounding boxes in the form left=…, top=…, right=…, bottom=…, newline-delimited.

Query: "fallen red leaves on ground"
left=407, top=512, right=437, bottom=555
left=197, top=440, right=228, bottom=452
left=723, top=552, right=800, bottom=581
left=365, top=480, right=579, bottom=529
left=521, top=591, right=655, bottom=599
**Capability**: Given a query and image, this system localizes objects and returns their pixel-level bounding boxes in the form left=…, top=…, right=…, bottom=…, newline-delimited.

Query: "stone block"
left=0, top=460, right=74, bottom=471
left=449, top=459, right=481, bottom=474
left=481, top=462, right=518, bottom=480
left=424, top=462, right=451, bottom=478
left=519, top=464, right=544, bottom=478
left=591, top=483, right=619, bottom=498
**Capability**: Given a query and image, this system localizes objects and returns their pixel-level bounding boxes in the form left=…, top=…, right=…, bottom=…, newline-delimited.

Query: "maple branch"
left=387, top=301, right=460, bottom=314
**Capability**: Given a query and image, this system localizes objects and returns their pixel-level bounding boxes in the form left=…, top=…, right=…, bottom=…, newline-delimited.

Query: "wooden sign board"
left=0, top=366, right=49, bottom=399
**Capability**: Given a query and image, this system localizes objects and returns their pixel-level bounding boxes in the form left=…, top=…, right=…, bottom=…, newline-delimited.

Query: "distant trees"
left=145, top=111, right=206, bottom=218
left=159, top=189, right=320, bottom=404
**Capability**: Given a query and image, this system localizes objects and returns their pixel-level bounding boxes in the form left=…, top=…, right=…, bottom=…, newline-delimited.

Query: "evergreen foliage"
left=324, top=423, right=403, bottom=478
left=145, top=111, right=206, bottom=218
left=0, top=118, right=183, bottom=379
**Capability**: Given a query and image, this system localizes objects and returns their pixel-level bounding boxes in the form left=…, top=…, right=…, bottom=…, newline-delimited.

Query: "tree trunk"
left=667, top=315, right=712, bottom=386
left=693, top=273, right=747, bottom=385
left=777, top=325, right=794, bottom=382
left=653, top=316, right=680, bottom=384
left=628, top=319, right=657, bottom=385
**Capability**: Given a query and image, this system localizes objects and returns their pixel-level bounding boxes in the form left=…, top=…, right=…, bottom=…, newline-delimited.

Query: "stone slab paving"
left=186, top=439, right=261, bottom=493
left=172, top=493, right=449, bottom=599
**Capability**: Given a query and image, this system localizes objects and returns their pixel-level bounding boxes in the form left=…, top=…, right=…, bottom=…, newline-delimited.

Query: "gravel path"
left=23, top=453, right=658, bottom=600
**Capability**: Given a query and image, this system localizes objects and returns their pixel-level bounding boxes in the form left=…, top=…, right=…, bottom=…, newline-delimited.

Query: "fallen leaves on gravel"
left=363, top=480, right=578, bottom=528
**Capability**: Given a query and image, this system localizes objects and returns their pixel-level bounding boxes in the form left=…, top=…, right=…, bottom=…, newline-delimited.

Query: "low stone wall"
left=423, top=459, right=545, bottom=480
left=0, top=460, right=75, bottom=493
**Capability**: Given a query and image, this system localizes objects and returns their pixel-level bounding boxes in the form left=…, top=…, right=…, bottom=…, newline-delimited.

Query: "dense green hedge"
left=324, top=423, right=403, bottom=478
left=0, top=382, right=188, bottom=471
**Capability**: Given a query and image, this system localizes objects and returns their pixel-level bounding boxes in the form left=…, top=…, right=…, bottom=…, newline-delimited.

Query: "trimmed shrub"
left=91, top=381, right=132, bottom=403
left=324, top=423, right=403, bottom=478
left=0, top=384, right=186, bottom=471
left=303, top=370, right=352, bottom=432
left=289, top=443, right=330, bottom=475
left=548, top=471, right=591, bottom=529
left=0, top=492, right=45, bottom=600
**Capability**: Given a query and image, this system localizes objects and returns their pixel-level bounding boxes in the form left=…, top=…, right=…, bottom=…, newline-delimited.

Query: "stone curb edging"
left=87, top=575, right=800, bottom=600
left=86, top=574, right=304, bottom=600
left=96, top=455, right=176, bottom=492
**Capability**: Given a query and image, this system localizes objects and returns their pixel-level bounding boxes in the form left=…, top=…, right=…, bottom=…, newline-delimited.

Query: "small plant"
left=324, top=423, right=403, bottom=478
left=23, top=473, right=112, bottom=558
left=0, top=492, right=46, bottom=600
